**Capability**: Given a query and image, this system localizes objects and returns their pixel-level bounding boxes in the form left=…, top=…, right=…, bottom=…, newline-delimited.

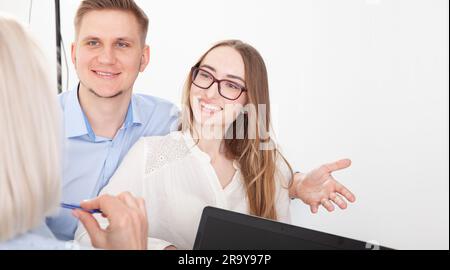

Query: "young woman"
left=75, top=40, right=354, bottom=250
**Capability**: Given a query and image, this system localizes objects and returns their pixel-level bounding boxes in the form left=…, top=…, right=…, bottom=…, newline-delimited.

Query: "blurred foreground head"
left=0, top=14, right=61, bottom=242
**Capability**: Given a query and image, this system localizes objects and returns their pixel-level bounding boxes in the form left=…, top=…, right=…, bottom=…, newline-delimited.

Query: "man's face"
left=72, top=10, right=149, bottom=98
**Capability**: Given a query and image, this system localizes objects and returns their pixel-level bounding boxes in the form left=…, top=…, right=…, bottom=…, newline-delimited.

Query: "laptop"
left=193, top=206, right=393, bottom=250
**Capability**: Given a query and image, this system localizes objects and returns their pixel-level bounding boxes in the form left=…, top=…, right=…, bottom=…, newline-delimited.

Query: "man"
left=46, top=0, right=178, bottom=240
left=47, top=0, right=355, bottom=242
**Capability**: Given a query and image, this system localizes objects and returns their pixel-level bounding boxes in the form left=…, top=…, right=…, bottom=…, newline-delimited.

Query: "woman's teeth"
left=200, top=102, right=222, bottom=113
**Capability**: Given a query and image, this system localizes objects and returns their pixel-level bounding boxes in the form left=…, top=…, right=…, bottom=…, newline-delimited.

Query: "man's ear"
left=71, top=42, right=77, bottom=65
left=139, top=45, right=150, bottom=72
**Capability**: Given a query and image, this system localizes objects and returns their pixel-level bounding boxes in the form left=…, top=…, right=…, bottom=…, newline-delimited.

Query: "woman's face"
left=190, top=46, right=248, bottom=131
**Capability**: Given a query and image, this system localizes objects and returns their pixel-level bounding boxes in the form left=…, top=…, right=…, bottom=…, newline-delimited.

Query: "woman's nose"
left=205, top=81, right=219, bottom=99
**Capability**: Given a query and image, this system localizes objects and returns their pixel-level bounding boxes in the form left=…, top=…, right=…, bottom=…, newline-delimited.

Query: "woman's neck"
left=193, top=123, right=227, bottom=162
left=197, top=138, right=223, bottom=162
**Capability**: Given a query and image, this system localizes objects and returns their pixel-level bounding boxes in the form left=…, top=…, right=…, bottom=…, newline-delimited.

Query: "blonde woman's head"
left=0, top=14, right=61, bottom=242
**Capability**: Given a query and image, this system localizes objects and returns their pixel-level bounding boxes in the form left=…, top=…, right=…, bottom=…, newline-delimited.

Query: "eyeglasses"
left=191, top=67, right=247, bottom=101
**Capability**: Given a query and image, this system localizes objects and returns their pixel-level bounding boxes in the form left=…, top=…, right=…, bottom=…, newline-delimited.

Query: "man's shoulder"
left=133, top=93, right=178, bottom=112
left=132, top=93, right=180, bottom=133
left=57, top=89, right=72, bottom=109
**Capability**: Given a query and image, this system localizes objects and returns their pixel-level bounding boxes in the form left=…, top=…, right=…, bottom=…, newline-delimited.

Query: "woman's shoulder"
left=137, top=131, right=187, bottom=153
left=138, top=130, right=181, bottom=143
left=0, top=231, right=69, bottom=250
left=140, top=131, right=191, bottom=174
left=0, top=223, right=92, bottom=250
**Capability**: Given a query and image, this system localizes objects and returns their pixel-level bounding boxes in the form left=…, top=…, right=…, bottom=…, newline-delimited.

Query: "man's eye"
left=117, top=42, right=129, bottom=48
left=87, top=41, right=99, bottom=46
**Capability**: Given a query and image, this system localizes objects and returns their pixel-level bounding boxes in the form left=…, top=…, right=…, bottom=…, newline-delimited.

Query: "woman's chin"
left=192, top=109, right=219, bottom=125
left=195, top=119, right=219, bottom=127
left=192, top=109, right=234, bottom=130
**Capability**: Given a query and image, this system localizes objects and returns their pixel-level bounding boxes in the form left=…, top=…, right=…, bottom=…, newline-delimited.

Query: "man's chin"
left=89, top=88, right=124, bottom=99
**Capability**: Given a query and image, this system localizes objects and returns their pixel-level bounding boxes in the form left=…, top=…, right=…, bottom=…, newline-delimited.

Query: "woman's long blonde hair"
left=0, top=15, right=61, bottom=241
left=180, top=40, right=293, bottom=220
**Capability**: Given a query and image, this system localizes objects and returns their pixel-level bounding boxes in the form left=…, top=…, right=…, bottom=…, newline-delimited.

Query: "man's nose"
left=97, top=46, right=116, bottom=65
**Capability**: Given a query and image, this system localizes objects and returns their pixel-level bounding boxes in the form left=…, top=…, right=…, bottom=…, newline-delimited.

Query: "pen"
left=60, top=203, right=102, bottom=214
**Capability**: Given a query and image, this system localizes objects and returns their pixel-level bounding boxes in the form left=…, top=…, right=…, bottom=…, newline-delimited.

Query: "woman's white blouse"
left=75, top=131, right=292, bottom=250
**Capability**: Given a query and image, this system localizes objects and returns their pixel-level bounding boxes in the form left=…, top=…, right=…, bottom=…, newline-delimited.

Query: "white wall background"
left=1, top=0, right=448, bottom=250
left=0, top=0, right=56, bottom=86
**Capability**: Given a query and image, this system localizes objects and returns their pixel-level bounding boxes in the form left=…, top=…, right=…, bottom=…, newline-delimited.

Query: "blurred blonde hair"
left=0, top=14, right=61, bottom=242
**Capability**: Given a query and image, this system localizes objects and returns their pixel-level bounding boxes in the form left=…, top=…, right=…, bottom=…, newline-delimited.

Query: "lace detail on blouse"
left=144, top=133, right=191, bottom=175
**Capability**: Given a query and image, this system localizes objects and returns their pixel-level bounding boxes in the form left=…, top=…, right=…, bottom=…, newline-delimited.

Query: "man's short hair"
left=74, top=0, right=149, bottom=44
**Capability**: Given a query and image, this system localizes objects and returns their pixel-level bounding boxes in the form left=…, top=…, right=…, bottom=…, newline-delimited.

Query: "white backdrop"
left=1, top=0, right=448, bottom=249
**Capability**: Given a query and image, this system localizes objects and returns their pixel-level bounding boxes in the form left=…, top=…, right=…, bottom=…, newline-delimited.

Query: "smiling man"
left=46, top=0, right=179, bottom=241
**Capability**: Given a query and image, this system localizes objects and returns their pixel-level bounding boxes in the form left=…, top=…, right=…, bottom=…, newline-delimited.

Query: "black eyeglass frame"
left=191, top=66, right=247, bottom=101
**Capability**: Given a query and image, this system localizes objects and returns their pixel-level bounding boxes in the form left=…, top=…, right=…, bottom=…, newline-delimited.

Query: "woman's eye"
left=226, top=82, right=240, bottom=90
left=199, top=72, right=211, bottom=79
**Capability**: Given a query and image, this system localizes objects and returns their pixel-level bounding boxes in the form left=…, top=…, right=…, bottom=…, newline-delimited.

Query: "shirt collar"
left=64, top=84, right=90, bottom=139
left=128, top=94, right=143, bottom=127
